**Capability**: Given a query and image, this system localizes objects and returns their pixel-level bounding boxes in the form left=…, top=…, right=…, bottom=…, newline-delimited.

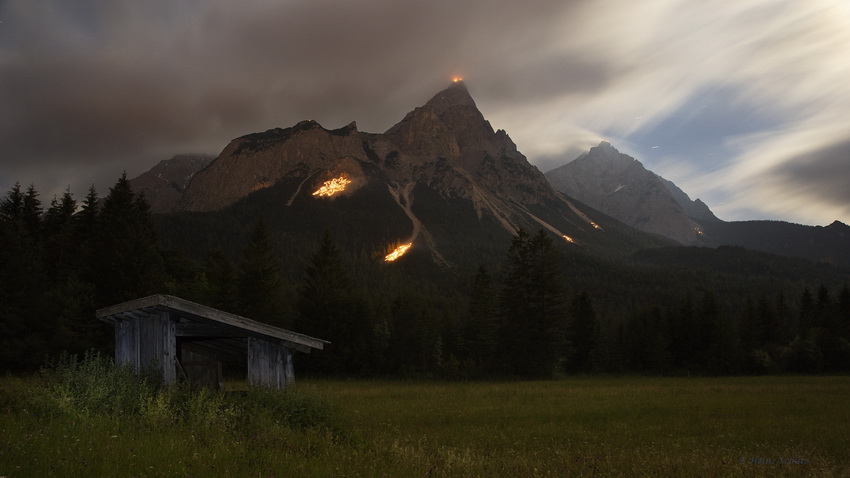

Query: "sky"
left=1, top=0, right=849, bottom=225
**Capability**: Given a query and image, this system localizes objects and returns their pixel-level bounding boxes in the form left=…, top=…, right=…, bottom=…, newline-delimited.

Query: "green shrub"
left=33, top=351, right=345, bottom=438
left=39, top=350, right=159, bottom=417
left=238, top=385, right=347, bottom=437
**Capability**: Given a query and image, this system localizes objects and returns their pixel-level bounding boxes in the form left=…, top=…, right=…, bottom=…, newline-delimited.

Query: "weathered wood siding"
left=114, top=318, right=139, bottom=366
left=99, top=295, right=326, bottom=389
left=247, top=338, right=294, bottom=389
left=114, top=312, right=176, bottom=383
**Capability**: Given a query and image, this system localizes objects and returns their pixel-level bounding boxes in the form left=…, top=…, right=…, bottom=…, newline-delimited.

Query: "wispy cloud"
left=1, top=0, right=848, bottom=224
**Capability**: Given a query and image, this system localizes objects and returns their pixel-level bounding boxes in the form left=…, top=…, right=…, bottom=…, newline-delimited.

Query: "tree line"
left=2, top=178, right=849, bottom=376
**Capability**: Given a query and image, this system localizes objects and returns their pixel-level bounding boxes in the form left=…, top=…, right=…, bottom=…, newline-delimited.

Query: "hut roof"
left=96, top=294, right=328, bottom=357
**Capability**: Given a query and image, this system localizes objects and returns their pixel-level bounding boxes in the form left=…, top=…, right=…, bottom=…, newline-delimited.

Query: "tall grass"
left=2, top=367, right=849, bottom=477
left=36, top=352, right=344, bottom=433
left=1, top=353, right=349, bottom=476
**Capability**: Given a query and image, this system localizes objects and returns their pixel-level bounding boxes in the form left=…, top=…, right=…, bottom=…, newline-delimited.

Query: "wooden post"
left=133, top=311, right=177, bottom=384
left=247, top=337, right=294, bottom=389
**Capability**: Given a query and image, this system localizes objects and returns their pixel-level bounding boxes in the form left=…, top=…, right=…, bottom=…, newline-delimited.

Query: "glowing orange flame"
left=384, top=243, right=412, bottom=262
left=562, top=235, right=576, bottom=244
left=313, top=176, right=351, bottom=197
left=590, top=221, right=601, bottom=229
left=452, top=76, right=463, bottom=83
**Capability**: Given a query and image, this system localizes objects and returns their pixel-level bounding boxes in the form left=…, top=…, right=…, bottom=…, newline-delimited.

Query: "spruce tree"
left=0, top=182, right=24, bottom=225
left=499, top=229, right=568, bottom=377
left=567, top=290, right=599, bottom=373
left=89, top=173, right=166, bottom=307
left=22, top=184, right=43, bottom=238
left=43, top=188, right=77, bottom=282
left=296, top=231, right=374, bottom=375
left=237, top=219, right=287, bottom=327
left=203, top=249, right=238, bottom=312
left=838, top=285, right=850, bottom=340
left=465, top=265, right=499, bottom=371
left=0, top=183, right=50, bottom=370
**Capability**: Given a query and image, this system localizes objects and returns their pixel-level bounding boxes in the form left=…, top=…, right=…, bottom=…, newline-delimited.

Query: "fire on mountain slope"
left=313, top=175, right=351, bottom=197
left=384, top=243, right=412, bottom=262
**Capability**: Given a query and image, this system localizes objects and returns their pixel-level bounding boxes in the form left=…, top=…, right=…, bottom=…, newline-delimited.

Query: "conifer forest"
left=2, top=176, right=849, bottom=377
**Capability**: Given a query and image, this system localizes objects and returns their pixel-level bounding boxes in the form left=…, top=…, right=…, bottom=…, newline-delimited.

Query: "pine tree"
left=203, top=249, right=238, bottom=312
left=498, top=229, right=568, bottom=377
left=623, top=305, right=670, bottom=373
left=464, top=265, right=499, bottom=371
left=838, top=285, right=850, bottom=340
left=43, top=188, right=78, bottom=282
left=567, top=290, right=599, bottom=373
left=22, top=184, right=43, bottom=238
left=76, top=186, right=99, bottom=236
left=89, top=173, right=166, bottom=307
left=0, top=183, right=50, bottom=370
left=815, top=284, right=832, bottom=329
left=0, top=182, right=24, bottom=225
left=237, top=219, right=287, bottom=327
left=298, top=231, right=350, bottom=321
left=296, top=231, right=374, bottom=375
left=798, top=286, right=816, bottom=335
left=668, top=293, right=696, bottom=370
left=699, top=291, right=739, bottom=374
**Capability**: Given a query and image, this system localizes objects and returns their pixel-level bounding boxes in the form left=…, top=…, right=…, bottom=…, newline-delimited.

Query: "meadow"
left=1, top=359, right=848, bottom=477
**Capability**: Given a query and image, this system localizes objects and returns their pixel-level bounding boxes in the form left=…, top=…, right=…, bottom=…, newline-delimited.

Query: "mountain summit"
left=545, top=141, right=850, bottom=266
left=162, top=82, right=671, bottom=265
left=422, top=80, right=478, bottom=112
left=546, top=142, right=717, bottom=244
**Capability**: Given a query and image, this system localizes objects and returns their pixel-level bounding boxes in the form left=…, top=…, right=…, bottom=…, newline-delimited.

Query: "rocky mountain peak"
left=384, top=80, right=488, bottom=138
left=545, top=142, right=717, bottom=244
left=583, top=141, right=639, bottom=173
left=423, top=80, right=477, bottom=113
left=130, top=154, right=214, bottom=212
left=166, top=80, right=604, bottom=257
left=130, top=81, right=684, bottom=266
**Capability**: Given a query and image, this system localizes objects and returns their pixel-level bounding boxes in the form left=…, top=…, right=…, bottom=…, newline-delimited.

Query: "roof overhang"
left=96, top=294, right=328, bottom=354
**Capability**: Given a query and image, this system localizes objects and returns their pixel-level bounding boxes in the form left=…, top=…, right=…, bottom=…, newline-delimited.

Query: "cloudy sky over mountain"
left=2, top=0, right=849, bottom=225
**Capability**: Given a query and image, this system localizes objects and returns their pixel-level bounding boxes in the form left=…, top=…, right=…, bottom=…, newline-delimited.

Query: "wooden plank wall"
left=247, top=338, right=294, bottom=389
left=114, top=318, right=139, bottom=366
left=115, top=312, right=176, bottom=383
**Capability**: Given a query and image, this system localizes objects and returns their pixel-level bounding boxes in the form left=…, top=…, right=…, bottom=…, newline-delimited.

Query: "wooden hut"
left=96, top=294, right=328, bottom=389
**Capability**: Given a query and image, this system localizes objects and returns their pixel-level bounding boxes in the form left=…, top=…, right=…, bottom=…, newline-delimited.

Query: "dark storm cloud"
left=1, top=0, right=594, bottom=197
left=773, top=139, right=850, bottom=220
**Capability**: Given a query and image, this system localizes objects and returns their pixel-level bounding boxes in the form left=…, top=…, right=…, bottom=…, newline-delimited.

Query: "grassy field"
left=2, top=369, right=849, bottom=477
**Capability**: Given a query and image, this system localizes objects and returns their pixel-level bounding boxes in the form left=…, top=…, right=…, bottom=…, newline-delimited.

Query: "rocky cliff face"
left=656, top=175, right=719, bottom=224
left=383, top=82, right=551, bottom=202
left=130, top=154, right=214, bottom=213
left=545, top=142, right=715, bottom=245
left=166, top=82, right=671, bottom=264
left=180, top=120, right=370, bottom=212
left=182, top=82, right=552, bottom=216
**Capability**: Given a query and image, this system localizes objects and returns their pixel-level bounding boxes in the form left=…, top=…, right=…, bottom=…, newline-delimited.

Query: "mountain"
left=545, top=142, right=717, bottom=244
left=545, top=142, right=850, bottom=267
left=698, top=219, right=850, bottom=267
left=130, top=154, right=214, bottom=213
left=149, top=82, right=672, bottom=267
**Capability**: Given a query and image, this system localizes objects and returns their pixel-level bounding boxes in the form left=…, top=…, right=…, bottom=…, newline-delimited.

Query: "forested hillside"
left=2, top=177, right=849, bottom=376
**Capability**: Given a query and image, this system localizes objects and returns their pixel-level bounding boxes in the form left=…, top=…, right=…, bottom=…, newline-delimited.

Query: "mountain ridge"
left=141, top=81, right=672, bottom=267
left=129, top=154, right=214, bottom=213
left=544, top=141, right=850, bottom=266
left=545, top=142, right=710, bottom=244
